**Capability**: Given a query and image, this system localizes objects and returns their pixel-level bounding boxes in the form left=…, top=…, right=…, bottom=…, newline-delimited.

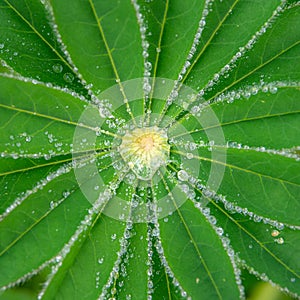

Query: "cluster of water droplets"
left=99, top=193, right=137, bottom=299
left=224, top=142, right=300, bottom=162
left=155, top=0, right=213, bottom=122
left=172, top=136, right=300, bottom=163
left=176, top=0, right=213, bottom=83
left=0, top=72, right=88, bottom=104
left=131, top=0, right=152, bottom=107
left=189, top=171, right=299, bottom=231
left=167, top=80, right=296, bottom=133
left=207, top=80, right=296, bottom=106
left=150, top=192, right=190, bottom=299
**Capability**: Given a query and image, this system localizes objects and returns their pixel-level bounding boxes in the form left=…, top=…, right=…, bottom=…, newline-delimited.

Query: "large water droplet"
left=177, top=170, right=189, bottom=182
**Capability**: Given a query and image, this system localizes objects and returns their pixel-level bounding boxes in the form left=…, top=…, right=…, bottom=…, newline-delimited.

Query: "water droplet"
left=63, top=190, right=70, bottom=198
left=275, top=237, right=284, bottom=244
left=216, top=227, right=224, bottom=236
left=181, top=291, right=187, bottom=297
left=227, top=247, right=234, bottom=257
left=186, top=153, right=193, bottom=159
left=269, top=86, right=278, bottom=94
left=63, top=72, right=74, bottom=83
left=52, top=63, right=63, bottom=73
left=145, top=61, right=152, bottom=70
left=98, top=257, right=104, bottom=264
left=177, top=170, right=189, bottom=182
left=208, top=215, right=216, bottom=225
left=55, top=255, right=62, bottom=263
left=271, top=229, right=280, bottom=237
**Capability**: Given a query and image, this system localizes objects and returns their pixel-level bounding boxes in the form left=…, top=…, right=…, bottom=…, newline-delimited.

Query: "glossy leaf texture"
left=0, top=0, right=299, bottom=299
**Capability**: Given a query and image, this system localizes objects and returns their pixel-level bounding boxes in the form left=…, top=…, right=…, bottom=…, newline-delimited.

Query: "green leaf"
left=0, top=0, right=299, bottom=299
left=41, top=215, right=127, bottom=300
left=185, top=0, right=284, bottom=90
left=115, top=223, right=149, bottom=299
left=0, top=0, right=87, bottom=94
left=0, top=76, right=86, bottom=155
left=209, top=198, right=300, bottom=296
left=50, top=0, right=144, bottom=92
left=158, top=195, right=241, bottom=299
left=0, top=183, right=91, bottom=286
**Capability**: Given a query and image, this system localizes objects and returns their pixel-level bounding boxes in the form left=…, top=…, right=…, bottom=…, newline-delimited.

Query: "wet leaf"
left=0, top=0, right=299, bottom=299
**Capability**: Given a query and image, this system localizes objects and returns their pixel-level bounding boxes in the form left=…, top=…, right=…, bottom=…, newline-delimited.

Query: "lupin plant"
left=0, top=0, right=299, bottom=299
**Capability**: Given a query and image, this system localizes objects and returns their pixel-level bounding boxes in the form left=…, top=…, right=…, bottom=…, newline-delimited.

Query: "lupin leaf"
left=0, top=0, right=299, bottom=299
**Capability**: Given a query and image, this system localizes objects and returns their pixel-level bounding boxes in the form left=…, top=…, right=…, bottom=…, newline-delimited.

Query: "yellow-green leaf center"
left=119, top=127, right=170, bottom=180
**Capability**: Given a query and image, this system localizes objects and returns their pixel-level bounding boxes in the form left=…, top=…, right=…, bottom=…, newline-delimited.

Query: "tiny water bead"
left=63, top=72, right=74, bottom=83
left=119, top=127, right=170, bottom=180
left=52, top=63, right=63, bottom=73
left=271, top=229, right=280, bottom=237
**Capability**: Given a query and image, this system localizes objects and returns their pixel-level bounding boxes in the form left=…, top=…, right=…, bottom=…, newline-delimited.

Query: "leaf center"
left=119, top=127, right=170, bottom=180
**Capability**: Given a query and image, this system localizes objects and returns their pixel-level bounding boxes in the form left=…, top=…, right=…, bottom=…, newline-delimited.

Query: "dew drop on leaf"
left=269, top=86, right=278, bottom=94
left=271, top=229, right=280, bottom=237
left=52, top=63, right=63, bottom=73
left=216, top=227, right=224, bottom=236
left=63, top=72, right=74, bottom=83
left=186, top=153, right=194, bottom=159
left=177, top=169, right=189, bottom=182
left=98, top=257, right=104, bottom=264
left=275, top=237, right=284, bottom=244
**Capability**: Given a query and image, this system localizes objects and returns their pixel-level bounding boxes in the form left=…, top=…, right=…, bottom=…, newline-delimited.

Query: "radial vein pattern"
left=0, top=0, right=299, bottom=300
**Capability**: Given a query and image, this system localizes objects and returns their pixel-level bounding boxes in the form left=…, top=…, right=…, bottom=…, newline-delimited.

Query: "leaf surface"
left=0, top=0, right=299, bottom=299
